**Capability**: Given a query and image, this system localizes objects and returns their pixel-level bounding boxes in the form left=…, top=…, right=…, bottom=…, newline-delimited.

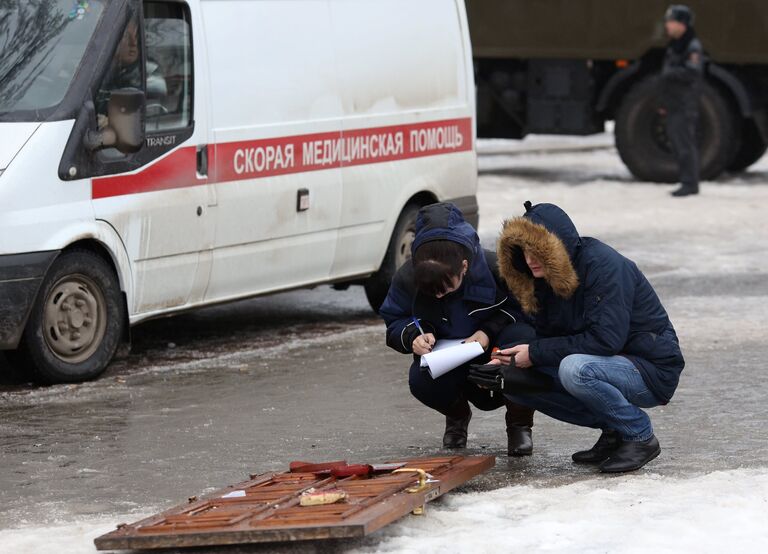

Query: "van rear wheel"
left=364, top=203, right=420, bottom=313
left=14, top=250, right=125, bottom=384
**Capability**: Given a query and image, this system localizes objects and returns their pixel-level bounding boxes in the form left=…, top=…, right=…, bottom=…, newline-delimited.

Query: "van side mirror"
left=84, top=89, right=146, bottom=154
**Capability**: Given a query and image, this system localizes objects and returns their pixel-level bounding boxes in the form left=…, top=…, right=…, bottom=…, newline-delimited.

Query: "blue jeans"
left=506, top=354, right=660, bottom=441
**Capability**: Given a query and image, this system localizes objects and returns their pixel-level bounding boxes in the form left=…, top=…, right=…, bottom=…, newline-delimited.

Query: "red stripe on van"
left=92, top=117, right=472, bottom=199
left=92, top=146, right=204, bottom=199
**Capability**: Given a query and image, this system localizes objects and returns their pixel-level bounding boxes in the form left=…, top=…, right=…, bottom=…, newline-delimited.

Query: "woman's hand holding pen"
left=412, top=333, right=436, bottom=356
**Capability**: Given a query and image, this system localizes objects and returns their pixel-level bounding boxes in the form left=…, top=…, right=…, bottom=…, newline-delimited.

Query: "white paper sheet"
left=420, top=339, right=484, bottom=379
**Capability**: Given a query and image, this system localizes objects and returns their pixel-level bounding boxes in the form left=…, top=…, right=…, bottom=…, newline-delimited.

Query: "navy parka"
left=497, top=202, right=685, bottom=404
left=380, top=203, right=523, bottom=354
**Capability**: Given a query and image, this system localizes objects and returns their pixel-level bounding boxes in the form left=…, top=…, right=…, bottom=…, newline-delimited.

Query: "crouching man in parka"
left=475, top=201, right=685, bottom=473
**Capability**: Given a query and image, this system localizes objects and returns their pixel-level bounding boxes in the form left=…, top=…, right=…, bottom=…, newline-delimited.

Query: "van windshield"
left=0, top=0, right=107, bottom=119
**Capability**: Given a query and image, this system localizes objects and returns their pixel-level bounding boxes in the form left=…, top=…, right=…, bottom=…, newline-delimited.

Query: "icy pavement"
left=2, top=139, right=768, bottom=553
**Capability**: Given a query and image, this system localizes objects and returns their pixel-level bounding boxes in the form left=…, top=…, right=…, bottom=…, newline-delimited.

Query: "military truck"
left=467, top=0, right=768, bottom=181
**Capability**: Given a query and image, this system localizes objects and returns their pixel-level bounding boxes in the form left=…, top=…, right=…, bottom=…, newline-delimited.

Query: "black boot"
left=600, top=435, right=661, bottom=473
left=505, top=401, right=534, bottom=456
left=671, top=184, right=699, bottom=197
left=443, top=401, right=472, bottom=449
left=572, top=429, right=622, bottom=464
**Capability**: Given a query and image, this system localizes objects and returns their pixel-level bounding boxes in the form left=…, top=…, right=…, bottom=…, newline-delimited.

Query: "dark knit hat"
left=665, top=4, right=695, bottom=26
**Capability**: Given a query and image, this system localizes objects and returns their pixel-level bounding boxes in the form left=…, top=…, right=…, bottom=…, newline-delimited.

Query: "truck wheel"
left=727, top=120, right=767, bottom=172
left=615, top=77, right=737, bottom=182
left=364, top=203, right=421, bottom=313
left=14, top=249, right=125, bottom=384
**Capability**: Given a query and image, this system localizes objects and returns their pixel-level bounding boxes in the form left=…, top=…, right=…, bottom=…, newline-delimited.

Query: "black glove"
left=468, top=363, right=554, bottom=393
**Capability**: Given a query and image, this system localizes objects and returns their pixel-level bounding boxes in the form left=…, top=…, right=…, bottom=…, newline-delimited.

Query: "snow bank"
left=0, top=514, right=138, bottom=554
left=2, top=469, right=766, bottom=554
left=353, top=468, right=768, bottom=554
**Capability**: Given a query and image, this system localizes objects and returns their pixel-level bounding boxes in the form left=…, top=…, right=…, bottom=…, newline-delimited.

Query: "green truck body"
left=467, top=0, right=768, bottom=179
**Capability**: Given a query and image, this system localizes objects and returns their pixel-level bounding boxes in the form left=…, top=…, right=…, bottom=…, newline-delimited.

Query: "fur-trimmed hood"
left=497, top=202, right=581, bottom=314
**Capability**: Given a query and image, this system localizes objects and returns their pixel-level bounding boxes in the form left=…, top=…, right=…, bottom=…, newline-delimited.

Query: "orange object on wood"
left=94, top=455, right=494, bottom=550
left=289, top=460, right=348, bottom=474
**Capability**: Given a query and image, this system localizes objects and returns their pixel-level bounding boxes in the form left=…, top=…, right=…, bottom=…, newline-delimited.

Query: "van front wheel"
left=15, top=250, right=125, bottom=384
left=364, top=203, right=420, bottom=313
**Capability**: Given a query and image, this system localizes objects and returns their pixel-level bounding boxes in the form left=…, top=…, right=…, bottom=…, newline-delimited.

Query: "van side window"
left=83, top=2, right=195, bottom=177
left=143, top=1, right=193, bottom=132
left=95, top=14, right=143, bottom=128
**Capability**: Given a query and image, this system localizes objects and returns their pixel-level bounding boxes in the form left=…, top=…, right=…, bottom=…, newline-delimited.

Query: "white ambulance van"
left=0, top=0, right=478, bottom=383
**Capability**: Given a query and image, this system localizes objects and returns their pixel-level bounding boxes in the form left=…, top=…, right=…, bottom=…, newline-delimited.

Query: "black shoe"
left=443, top=409, right=472, bottom=449
left=671, top=185, right=699, bottom=197
left=507, top=426, right=533, bottom=456
left=600, top=435, right=661, bottom=473
left=572, top=430, right=622, bottom=464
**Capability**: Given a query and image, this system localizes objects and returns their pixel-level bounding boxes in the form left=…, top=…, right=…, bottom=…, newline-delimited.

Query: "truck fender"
left=706, top=63, right=752, bottom=118
left=596, top=62, right=642, bottom=116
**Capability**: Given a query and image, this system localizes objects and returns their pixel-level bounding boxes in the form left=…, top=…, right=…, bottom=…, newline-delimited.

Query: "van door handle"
left=196, top=144, right=208, bottom=177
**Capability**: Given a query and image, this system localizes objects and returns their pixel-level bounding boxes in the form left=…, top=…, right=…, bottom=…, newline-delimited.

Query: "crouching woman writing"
left=379, top=202, right=537, bottom=455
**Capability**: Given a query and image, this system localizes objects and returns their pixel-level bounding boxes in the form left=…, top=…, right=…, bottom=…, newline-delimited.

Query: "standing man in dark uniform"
left=661, top=5, right=704, bottom=197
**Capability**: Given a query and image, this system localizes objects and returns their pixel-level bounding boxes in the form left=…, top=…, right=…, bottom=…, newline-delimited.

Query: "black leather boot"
left=505, top=401, right=534, bottom=456
left=671, top=184, right=699, bottom=197
left=600, top=435, right=661, bottom=473
left=443, top=401, right=472, bottom=449
left=572, top=429, right=622, bottom=464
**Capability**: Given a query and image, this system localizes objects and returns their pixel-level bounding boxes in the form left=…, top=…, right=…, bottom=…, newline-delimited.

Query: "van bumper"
left=0, top=251, right=58, bottom=350
left=446, top=195, right=479, bottom=228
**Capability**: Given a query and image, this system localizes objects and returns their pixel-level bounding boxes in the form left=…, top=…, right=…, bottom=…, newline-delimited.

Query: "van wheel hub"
left=395, top=228, right=415, bottom=269
left=43, top=275, right=107, bottom=363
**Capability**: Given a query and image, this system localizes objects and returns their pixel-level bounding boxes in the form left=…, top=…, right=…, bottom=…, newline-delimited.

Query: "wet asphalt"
left=1, top=142, right=767, bottom=553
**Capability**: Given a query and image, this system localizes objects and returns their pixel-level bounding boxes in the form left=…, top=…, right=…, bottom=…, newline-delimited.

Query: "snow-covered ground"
left=357, top=468, right=768, bottom=554
left=3, top=138, right=768, bottom=553
left=0, top=515, right=142, bottom=554
left=2, top=469, right=765, bottom=553
left=477, top=128, right=614, bottom=156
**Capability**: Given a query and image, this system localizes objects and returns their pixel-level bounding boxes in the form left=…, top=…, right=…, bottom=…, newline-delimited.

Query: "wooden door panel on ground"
left=94, top=455, right=494, bottom=550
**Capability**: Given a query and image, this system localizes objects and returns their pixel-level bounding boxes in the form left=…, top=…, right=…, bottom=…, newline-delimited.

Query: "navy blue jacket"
left=497, top=202, right=685, bottom=404
left=661, top=27, right=704, bottom=113
left=380, top=203, right=523, bottom=354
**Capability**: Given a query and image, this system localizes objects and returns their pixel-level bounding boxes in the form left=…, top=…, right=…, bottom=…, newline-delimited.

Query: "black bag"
left=468, top=362, right=554, bottom=393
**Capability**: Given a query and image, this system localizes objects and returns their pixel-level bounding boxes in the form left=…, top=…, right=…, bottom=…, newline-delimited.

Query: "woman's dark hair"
left=412, top=240, right=470, bottom=297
